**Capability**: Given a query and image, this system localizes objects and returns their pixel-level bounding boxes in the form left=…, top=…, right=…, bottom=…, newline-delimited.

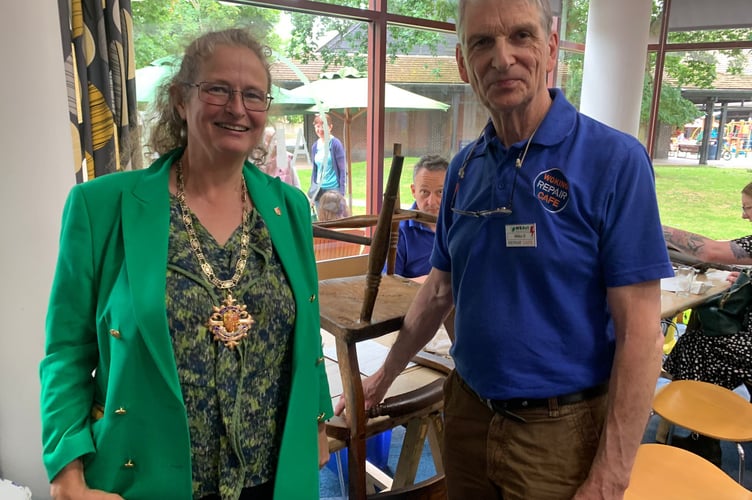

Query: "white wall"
left=0, top=0, right=74, bottom=496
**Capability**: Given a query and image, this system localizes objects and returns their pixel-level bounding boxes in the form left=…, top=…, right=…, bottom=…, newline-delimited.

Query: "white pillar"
left=0, top=0, right=74, bottom=495
left=580, top=0, right=653, bottom=136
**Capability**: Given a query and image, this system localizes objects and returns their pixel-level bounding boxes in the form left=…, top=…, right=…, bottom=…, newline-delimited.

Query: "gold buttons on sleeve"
left=316, top=356, right=325, bottom=366
left=317, top=412, right=327, bottom=423
left=109, top=329, right=121, bottom=339
left=123, top=459, right=135, bottom=468
left=309, top=294, right=316, bottom=302
left=114, top=407, right=127, bottom=415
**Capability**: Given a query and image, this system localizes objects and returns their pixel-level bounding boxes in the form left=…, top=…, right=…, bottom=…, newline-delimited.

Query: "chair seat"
left=319, top=274, right=422, bottom=344
left=625, top=444, right=752, bottom=499
left=652, top=380, right=752, bottom=442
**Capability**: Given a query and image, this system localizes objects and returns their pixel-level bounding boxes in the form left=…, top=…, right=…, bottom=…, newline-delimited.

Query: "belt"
left=485, top=381, right=609, bottom=412
left=482, top=381, right=609, bottom=423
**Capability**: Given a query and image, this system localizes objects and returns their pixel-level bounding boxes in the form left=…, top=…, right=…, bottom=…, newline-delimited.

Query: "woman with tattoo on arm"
left=660, top=180, right=752, bottom=466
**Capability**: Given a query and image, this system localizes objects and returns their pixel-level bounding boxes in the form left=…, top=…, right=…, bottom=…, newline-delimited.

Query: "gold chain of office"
left=175, top=158, right=255, bottom=349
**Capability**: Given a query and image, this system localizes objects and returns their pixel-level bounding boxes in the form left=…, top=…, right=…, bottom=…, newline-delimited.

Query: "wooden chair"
left=652, top=379, right=752, bottom=484
left=625, top=443, right=752, bottom=499
left=315, top=144, right=450, bottom=499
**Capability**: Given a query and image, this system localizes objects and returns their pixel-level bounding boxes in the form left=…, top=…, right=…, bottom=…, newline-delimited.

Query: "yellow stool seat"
left=625, top=444, right=752, bottom=499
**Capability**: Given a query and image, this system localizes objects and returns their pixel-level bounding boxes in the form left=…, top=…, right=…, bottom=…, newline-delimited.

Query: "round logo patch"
left=534, top=168, right=569, bottom=213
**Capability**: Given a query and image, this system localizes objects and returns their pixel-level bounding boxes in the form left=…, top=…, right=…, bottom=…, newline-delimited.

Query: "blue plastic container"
left=326, top=429, right=393, bottom=482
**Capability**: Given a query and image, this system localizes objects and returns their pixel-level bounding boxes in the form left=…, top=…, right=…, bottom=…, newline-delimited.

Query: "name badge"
left=505, top=224, right=537, bottom=247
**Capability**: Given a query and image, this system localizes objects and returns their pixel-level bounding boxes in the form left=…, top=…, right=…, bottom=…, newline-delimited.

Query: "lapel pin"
left=274, top=207, right=282, bottom=216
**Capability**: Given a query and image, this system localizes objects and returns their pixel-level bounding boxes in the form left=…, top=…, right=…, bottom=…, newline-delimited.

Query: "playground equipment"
left=683, top=118, right=752, bottom=160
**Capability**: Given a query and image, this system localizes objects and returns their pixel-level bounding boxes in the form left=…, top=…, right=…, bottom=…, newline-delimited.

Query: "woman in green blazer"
left=40, top=29, right=332, bottom=500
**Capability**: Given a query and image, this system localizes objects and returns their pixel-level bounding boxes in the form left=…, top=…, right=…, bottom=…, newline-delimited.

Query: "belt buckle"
left=484, top=399, right=528, bottom=423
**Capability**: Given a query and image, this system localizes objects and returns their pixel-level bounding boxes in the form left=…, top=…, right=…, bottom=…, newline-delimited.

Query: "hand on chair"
left=333, top=366, right=392, bottom=417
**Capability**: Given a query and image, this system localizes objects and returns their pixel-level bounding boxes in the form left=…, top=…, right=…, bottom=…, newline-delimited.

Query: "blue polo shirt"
left=390, top=202, right=436, bottom=278
left=432, top=89, right=673, bottom=400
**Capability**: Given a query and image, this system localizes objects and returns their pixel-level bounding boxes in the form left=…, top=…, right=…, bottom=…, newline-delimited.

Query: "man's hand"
left=50, top=460, right=124, bottom=500
left=333, top=366, right=392, bottom=417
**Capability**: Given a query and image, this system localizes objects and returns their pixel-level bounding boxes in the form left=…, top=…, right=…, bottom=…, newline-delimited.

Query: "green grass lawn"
left=654, top=164, right=752, bottom=240
left=299, top=160, right=752, bottom=241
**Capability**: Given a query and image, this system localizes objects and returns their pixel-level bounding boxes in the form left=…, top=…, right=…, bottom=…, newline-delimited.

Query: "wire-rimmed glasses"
left=186, top=81, right=273, bottom=112
left=449, top=138, right=520, bottom=218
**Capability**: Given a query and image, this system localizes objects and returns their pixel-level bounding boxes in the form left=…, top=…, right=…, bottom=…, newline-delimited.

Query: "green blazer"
left=39, top=150, right=333, bottom=499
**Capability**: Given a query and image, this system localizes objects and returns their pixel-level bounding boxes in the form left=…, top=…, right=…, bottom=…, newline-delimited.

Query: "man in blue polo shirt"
left=338, top=0, right=673, bottom=498
left=389, top=155, right=448, bottom=278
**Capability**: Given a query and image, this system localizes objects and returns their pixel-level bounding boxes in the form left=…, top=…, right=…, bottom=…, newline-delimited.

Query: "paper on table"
left=323, top=339, right=416, bottom=377
left=660, top=277, right=685, bottom=293
left=662, top=276, right=718, bottom=294
left=705, top=270, right=731, bottom=283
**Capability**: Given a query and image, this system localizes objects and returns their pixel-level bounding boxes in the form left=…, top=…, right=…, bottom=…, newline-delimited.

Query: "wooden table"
left=660, top=269, right=731, bottom=319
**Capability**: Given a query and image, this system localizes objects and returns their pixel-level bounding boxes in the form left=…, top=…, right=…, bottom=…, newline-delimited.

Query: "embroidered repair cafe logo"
left=534, top=168, right=569, bottom=213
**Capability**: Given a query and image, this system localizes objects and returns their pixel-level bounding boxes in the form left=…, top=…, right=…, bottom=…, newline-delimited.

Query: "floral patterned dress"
left=663, top=235, right=752, bottom=390
left=165, top=195, right=296, bottom=499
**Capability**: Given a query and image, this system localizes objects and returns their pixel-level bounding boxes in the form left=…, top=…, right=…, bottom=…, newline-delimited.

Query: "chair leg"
left=335, top=450, right=347, bottom=499
left=393, top=418, right=431, bottom=488
left=655, top=417, right=672, bottom=444
left=737, top=442, right=745, bottom=484
left=426, top=412, right=445, bottom=475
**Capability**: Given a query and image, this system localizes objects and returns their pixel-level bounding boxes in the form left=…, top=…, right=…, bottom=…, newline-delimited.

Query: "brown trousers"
left=443, top=370, right=608, bottom=500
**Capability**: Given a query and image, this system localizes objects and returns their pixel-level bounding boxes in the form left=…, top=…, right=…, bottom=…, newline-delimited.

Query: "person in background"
left=387, top=155, right=448, bottom=278
left=316, top=189, right=350, bottom=222
left=257, top=126, right=301, bottom=189
left=309, top=113, right=346, bottom=204
left=39, top=28, right=331, bottom=500
left=339, top=0, right=673, bottom=498
left=662, top=182, right=752, bottom=465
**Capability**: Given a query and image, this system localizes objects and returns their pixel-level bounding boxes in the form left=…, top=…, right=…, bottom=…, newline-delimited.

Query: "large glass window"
left=387, top=0, right=455, bottom=23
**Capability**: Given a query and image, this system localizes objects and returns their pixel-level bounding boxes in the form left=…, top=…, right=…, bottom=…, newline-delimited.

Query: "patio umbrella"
left=135, top=55, right=180, bottom=105
left=287, top=70, right=450, bottom=205
left=268, top=85, right=316, bottom=116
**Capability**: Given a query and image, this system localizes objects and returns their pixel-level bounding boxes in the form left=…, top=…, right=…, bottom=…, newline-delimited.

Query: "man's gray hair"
left=413, top=155, right=449, bottom=180
left=456, top=0, right=553, bottom=43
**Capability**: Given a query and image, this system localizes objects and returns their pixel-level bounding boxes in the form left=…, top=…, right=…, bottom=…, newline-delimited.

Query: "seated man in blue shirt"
left=389, top=155, right=448, bottom=278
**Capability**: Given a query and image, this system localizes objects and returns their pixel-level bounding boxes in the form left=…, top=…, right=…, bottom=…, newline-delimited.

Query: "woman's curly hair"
left=147, top=28, right=273, bottom=157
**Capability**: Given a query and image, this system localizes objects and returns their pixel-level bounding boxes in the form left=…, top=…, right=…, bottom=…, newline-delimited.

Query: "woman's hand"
left=50, top=460, right=124, bottom=500
left=727, top=271, right=740, bottom=284
left=318, top=422, right=330, bottom=469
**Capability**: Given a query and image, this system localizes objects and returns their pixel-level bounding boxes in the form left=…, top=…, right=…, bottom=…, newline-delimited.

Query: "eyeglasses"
left=450, top=126, right=540, bottom=218
left=186, top=81, right=273, bottom=112
left=448, top=140, right=518, bottom=218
